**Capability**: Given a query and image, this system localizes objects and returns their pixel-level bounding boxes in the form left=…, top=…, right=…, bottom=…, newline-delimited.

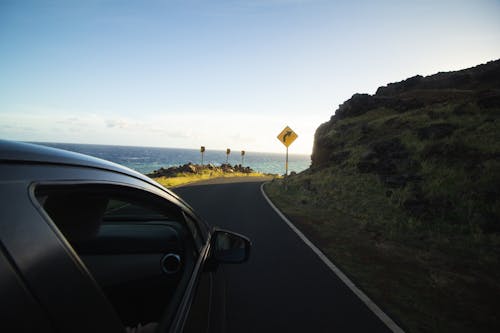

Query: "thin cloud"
left=106, top=119, right=130, bottom=129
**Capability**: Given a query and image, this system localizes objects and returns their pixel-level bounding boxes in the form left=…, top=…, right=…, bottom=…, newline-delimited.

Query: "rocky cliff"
left=310, top=59, right=500, bottom=232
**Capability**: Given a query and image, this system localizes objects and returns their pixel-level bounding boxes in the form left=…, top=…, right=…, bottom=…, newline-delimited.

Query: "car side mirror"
left=212, top=229, right=251, bottom=264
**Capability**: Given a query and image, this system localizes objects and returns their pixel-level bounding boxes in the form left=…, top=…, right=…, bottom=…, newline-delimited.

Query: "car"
left=0, top=139, right=251, bottom=333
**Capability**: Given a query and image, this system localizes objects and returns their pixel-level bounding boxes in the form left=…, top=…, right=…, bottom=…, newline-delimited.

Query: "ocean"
left=35, top=142, right=311, bottom=175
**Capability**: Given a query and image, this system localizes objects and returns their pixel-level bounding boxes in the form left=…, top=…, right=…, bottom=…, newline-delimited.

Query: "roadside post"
left=200, top=146, right=205, bottom=165
left=226, top=148, right=231, bottom=164
left=277, top=126, right=298, bottom=176
left=241, top=150, right=245, bottom=166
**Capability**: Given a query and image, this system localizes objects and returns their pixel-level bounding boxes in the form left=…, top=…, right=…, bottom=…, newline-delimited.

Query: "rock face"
left=310, top=59, right=500, bottom=232
left=334, top=93, right=426, bottom=120
left=146, top=163, right=255, bottom=178
left=312, top=59, right=500, bottom=167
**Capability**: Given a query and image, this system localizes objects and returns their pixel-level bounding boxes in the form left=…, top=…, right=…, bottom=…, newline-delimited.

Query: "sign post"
left=241, top=150, right=245, bottom=166
left=226, top=148, right=231, bottom=164
left=277, top=126, right=298, bottom=176
left=200, top=146, right=205, bottom=165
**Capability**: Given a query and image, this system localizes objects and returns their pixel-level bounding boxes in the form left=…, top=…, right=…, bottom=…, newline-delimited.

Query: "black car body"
left=0, top=140, right=250, bottom=333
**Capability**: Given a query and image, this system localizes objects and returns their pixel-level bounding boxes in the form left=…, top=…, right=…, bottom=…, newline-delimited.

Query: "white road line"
left=260, top=183, right=405, bottom=333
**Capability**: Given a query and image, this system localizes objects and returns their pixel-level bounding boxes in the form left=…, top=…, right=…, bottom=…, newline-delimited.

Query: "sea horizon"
left=31, top=141, right=311, bottom=175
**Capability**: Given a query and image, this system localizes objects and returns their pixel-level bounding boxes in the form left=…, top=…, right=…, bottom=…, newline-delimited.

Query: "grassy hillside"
left=265, top=60, right=500, bottom=332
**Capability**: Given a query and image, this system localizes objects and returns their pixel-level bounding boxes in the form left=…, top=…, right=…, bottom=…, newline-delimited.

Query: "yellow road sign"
left=277, top=126, right=298, bottom=147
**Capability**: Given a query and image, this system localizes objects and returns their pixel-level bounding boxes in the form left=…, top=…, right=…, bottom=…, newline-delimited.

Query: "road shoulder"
left=260, top=182, right=405, bottom=333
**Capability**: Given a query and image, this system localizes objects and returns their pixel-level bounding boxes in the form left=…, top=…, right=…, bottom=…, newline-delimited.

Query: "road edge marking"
left=260, top=183, right=405, bottom=333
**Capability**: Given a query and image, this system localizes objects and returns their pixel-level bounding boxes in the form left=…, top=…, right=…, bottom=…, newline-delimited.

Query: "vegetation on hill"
left=148, top=163, right=269, bottom=187
left=265, top=59, right=500, bottom=333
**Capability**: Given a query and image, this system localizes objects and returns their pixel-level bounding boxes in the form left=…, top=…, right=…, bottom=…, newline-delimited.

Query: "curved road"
left=174, top=178, right=393, bottom=333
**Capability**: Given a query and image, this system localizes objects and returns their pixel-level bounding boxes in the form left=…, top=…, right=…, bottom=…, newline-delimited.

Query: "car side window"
left=34, top=183, right=199, bottom=330
left=104, top=199, right=175, bottom=222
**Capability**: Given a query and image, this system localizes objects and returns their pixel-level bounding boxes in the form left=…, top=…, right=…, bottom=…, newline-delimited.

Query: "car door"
left=31, top=176, right=224, bottom=333
left=0, top=243, right=54, bottom=332
left=0, top=180, right=124, bottom=333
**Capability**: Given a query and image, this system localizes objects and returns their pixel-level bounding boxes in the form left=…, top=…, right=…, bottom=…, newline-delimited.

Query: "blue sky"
left=1, top=0, right=499, bottom=154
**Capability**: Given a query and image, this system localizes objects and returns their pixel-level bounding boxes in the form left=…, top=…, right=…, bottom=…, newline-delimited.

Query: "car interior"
left=35, top=184, right=199, bottom=329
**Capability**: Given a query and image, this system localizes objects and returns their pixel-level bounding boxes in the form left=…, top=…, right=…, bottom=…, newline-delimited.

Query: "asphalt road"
left=174, top=178, right=392, bottom=333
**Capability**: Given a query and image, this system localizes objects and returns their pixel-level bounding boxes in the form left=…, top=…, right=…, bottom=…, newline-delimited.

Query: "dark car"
left=0, top=140, right=251, bottom=333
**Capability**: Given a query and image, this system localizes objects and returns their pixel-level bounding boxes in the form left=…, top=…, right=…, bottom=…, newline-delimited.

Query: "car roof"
left=0, top=140, right=205, bottom=218
left=0, top=139, right=210, bottom=235
left=0, top=140, right=171, bottom=194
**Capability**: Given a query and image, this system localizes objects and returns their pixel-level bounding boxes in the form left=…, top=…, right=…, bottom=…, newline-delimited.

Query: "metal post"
left=200, top=146, right=205, bottom=166
left=285, top=146, right=289, bottom=176
left=284, top=146, right=289, bottom=191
